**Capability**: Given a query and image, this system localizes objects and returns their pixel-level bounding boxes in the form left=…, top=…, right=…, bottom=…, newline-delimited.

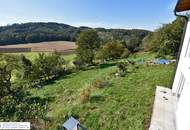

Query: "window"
left=185, top=38, right=190, bottom=57
left=176, top=72, right=185, bottom=99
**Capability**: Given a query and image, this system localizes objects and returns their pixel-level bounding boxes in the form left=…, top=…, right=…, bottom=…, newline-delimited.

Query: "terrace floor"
left=149, top=86, right=177, bottom=130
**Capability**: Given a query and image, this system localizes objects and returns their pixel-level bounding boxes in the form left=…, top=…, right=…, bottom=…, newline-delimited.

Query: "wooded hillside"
left=0, top=22, right=150, bottom=45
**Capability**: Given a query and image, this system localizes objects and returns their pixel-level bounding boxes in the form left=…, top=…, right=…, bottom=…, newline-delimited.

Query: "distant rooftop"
left=175, top=0, right=190, bottom=12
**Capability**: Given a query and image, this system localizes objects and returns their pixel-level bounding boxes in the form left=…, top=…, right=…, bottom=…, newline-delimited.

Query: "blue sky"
left=0, top=0, right=177, bottom=31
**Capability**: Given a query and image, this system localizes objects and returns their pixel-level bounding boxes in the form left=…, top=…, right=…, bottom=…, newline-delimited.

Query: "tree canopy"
left=0, top=22, right=150, bottom=45
left=76, top=30, right=100, bottom=65
left=142, top=17, right=185, bottom=56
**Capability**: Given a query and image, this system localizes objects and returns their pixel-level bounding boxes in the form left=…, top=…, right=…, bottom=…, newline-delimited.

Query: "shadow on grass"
left=38, top=70, right=76, bottom=86
left=27, top=95, right=55, bottom=104
left=90, top=95, right=105, bottom=103
left=99, top=62, right=117, bottom=69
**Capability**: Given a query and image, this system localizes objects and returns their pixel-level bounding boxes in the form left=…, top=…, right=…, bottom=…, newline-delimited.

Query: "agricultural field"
left=0, top=41, right=76, bottom=53
left=21, top=52, right=175, bottom=130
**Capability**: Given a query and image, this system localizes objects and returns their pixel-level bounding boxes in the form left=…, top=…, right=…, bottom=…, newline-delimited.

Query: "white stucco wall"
left=172, top=15, right=190, bottom=130
left=172, top=15, right=190, bottom=93
left=176, top=82, right=190, bottom=130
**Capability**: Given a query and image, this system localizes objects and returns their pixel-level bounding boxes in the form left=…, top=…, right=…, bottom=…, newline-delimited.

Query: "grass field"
left=25, top=52, right=175, bottom=130
left=8, top=52, right=76, bottom=62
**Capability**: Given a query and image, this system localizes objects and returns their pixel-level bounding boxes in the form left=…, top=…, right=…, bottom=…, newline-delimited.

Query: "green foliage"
left=20, top=55, right=33, bottom=80
left=96, top=40, right=128, bottom=61
left=143, top=17, right=185, bottom=56
left=125, top=36, right=141, bottom=52
left=30, top=53, right=66, bottom=85
left=76, top=30, right=100, bottom=65
left=0, top=54, right=47, bottom=125
left=121, top=48, right=131, bottom=58
left=117, top=62, right=128, bottom=72
left=0, top=23, right=150, bottom=46
left=0, top=23, right=79, bottom=44
left=73, top=58, right=85, bottom=70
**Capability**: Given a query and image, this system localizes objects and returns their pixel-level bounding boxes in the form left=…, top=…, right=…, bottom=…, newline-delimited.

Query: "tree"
left=30, top=53, right=66, bottom=85
left=96, top=40, right=127, bottom=61
left=20, top=55, right=32, bottom=80
left=125, top=36, right=141, bottom=52
left=76, top=30, right=100, bottom=65
left=142, top=17, right=185, bottom=56
left=0, top=54, right=47, bottom=125
left=0, top=66, right=12, bottom=99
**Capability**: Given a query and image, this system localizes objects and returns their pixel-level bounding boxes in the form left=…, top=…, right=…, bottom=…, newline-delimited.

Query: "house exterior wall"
left=172, top=14, right=190, bottom=130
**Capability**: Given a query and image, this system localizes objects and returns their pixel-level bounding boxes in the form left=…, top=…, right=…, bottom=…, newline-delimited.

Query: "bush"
left=29, top=53, right=66, bottom=86
left=127, top=59, right=136, bottom=65
left=73, top=59, right=85, bottom=70
left=91, top=79, right=109, bottom=89
left=118, top=71, right=126, bottom=77
left=142, top=17, right=185, bottom=56
left=96, top=40, right=125, bottom=61
left=80, top=89, right=91, bottom=103
left=116, top=61, right=136, bottom=77
left=117, top=62, right=128, bottom=72
left=125, top=36, right=141, bottom=52
left=121, top=48, right=130, bottom=58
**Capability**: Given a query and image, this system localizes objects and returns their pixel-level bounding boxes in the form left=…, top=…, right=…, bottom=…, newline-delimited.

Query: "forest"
left=0, top=22, right=149, bottom=45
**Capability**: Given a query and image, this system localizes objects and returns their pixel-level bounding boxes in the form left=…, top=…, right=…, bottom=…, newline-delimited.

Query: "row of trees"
left=142, top=17, right=185, bottom=57
left=22, top=53, right=66, bottom=86
left=0, top=54, right=47, bottom=129
left=0, top=53, right=67, bottom=128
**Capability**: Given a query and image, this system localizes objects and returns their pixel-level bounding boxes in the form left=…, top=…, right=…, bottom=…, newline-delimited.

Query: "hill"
left=0, top=22, right=150, bottom=45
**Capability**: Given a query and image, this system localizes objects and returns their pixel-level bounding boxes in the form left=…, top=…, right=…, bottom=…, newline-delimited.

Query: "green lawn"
left=128, top=52, right=157, bottom=61
left=7, top=52, right=76, bottom=62
left=30, top=52, right=174, bottom=130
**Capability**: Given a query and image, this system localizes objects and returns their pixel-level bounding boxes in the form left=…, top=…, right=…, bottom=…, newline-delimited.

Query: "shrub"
left=127, top=59, right=136, bottom=65
left=30, top=53, right=66, bottom=85
left=92, top=79, right=109, bottom=89
left=125, top=36, right=141, bottom=52
left=80, top=89, right=91, bottom=103
left=73, top=59, right=85, bottom=70
left=121, top=48, right=130, bottom=58
left=117, top=62, right=128, bottom=72
left=142, top=17, right=185, bottom=56
left=118, top=71, right=126, bottom=77
left=116, top=61, right=134, bottom=77
left=96, top=40, right=125, bottom=61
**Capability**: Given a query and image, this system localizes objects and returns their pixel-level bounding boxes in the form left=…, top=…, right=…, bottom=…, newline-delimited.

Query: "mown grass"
left=30, top=51, right=174, bottom=130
